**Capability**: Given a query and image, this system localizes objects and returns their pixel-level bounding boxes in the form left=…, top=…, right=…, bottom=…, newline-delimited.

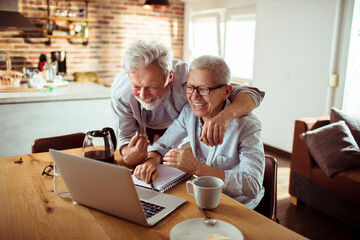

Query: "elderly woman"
left=134, top=55, right=265, bottom=209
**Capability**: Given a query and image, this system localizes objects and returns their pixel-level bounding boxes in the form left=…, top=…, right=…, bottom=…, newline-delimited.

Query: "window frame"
left=191, top=12, right=221, bottom=60
left=188, top=4, right=257, bottom=85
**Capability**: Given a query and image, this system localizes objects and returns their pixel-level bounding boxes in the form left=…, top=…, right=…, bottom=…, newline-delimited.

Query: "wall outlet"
left=0, top=54, right=5, bottom=61
left=328, top=74, right=338, bottom=87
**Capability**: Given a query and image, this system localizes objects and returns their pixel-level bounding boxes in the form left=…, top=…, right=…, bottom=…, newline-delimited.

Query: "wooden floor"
left=265, top=149, right=360, bottom=240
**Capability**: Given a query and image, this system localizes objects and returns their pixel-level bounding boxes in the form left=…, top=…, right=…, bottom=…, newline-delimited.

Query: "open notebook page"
left=132, top=164, right=192, bottom=192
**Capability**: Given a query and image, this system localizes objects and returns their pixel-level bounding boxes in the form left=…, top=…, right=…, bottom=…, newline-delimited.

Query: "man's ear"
left=167, top=69, right=174, bottom=86
left=225, top=84, right=232, bottom=97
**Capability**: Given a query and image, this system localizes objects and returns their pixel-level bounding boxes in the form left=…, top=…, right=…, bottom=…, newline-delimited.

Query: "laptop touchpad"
left=136, top=187, right=159, bottom=200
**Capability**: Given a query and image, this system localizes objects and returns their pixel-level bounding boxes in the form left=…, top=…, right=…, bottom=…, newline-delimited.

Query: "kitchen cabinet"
left=0, top=82, right=114, bottom=157
left=45, top=0, right=95, bottom=45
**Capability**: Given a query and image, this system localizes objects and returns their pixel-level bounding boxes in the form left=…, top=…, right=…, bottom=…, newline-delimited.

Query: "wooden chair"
left=32, top=132, right=86, bottom=153
left=254, top=155, right=279, bottom=222
left=74, top=72, right=100, bottom=84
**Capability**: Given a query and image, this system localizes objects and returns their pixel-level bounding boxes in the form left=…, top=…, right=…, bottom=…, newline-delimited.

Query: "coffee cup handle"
left=186, top=180, right=194, bottom=196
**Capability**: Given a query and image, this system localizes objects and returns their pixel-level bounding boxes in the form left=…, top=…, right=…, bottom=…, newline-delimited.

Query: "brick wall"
left=0, top=0, right=184, bottom=85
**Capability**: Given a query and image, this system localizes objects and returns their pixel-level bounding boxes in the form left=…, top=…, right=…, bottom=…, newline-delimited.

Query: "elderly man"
left=134, top=55, right=265, bottom=209
left=111, top=40, right=265, bottom=166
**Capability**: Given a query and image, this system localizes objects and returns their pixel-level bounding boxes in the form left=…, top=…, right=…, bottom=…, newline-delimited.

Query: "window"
left=192, top=14, right=220, bottom=57
left=343, top=0, right=360, bottom=113
left=224, top=8, right=256, bottom=82
left=189, top=5, right=256, bottom=84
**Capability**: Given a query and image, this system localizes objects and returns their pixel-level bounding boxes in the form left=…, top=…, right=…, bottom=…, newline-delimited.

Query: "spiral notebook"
left=132, top=164, right=192, bottom=192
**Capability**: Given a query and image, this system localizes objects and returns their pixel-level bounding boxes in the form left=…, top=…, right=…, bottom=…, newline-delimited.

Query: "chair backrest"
left=74, top=72, right=100, bottom=84
left=255, top=155, right=278, bottom=221
left=32, top=132, right=86, bottom=153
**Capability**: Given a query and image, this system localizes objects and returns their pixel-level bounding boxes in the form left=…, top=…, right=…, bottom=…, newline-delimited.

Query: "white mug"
left=186, top=176, right=224, bottom=209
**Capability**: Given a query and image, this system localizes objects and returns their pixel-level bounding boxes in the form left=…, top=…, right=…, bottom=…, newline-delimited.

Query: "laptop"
left=49, top=149, right=186, bottom=227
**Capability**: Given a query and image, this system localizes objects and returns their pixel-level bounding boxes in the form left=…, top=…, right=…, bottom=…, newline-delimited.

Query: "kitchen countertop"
left=0, top=82, right=111, bottom=104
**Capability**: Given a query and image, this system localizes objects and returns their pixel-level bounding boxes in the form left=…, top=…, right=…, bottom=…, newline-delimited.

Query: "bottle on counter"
left=44, top=62, right=56, bottom=82
left=38, top=54, right=47, bottom=72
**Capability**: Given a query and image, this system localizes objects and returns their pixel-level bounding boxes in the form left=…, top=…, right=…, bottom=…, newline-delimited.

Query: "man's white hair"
left=123, top=39, right=173, bottom=79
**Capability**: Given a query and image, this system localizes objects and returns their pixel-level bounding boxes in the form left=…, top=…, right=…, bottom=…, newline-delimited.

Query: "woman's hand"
left=163, top=148, right=199, bottom=174
left=133, top=152, right=162, bottom=184
left=133, top=160, right=159, bottom=184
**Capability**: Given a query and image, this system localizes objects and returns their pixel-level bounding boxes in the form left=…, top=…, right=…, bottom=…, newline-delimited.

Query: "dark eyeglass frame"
left=182, top=82, right=226, bottom=96
left=42, top=162, right=54, bottom=177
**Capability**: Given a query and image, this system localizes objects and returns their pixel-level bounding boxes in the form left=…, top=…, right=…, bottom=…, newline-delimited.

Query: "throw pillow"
left=330, top=107, right=360, bottom=147
left=300, top=120, right=360, bottom=177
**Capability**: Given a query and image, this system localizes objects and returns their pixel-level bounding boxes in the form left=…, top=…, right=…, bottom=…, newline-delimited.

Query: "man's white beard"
left=135, top=95, right=163, bottom=110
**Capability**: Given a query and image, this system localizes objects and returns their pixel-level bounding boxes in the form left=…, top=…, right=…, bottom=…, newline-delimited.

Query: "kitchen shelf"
left=45, top=0, right=93, bottom=45
left=47, top=17, right=95, bottom=22
left=63, top=0, right=95, bottom=2
left=46, top=35, right=94, bottom=39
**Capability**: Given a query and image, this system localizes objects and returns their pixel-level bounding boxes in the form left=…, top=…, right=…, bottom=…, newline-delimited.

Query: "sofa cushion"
left=330, top=107, right=360, bottom=146
left=300, top=120, right=360, bottom=177
left=335, top=168, right=360, bottom=192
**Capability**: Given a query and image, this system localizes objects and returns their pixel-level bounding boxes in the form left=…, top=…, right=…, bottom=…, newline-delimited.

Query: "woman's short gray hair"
left=189, top=55, right=231, bottom=85
left=123, top=40, right=173, bottom=79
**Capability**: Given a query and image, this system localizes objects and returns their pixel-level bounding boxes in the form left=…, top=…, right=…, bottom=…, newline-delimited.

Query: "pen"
left=150, top=181, right=155, bottom=191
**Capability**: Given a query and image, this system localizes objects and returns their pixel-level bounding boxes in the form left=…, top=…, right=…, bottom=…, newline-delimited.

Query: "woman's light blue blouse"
left=148, top=101, right=265, bottom=209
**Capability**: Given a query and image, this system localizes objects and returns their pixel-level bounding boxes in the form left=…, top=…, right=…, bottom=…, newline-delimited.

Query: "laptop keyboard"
left=141, top=200, right=166, bottom=219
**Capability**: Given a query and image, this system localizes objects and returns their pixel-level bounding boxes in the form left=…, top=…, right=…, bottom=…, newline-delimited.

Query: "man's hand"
left=163, top=148, right=199, bottom=174
left=200, top=91, right=256, bottom=147
left=123, top=132, right=150, bottom=166
left=200, top=113, right=232, bottom=147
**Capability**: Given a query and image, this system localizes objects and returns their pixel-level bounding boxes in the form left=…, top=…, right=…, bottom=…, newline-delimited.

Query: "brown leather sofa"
left=289, top=116, right=360, bottom=228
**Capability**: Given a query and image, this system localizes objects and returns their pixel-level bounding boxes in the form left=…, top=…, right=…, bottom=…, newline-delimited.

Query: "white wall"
left=184, top=0, right=354, bottom=153
left=253, top=0, right=353, bottom=152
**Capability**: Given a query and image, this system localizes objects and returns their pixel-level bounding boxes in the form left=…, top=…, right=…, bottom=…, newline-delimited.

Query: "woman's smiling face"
left=186, top=69, right=231, bottom=121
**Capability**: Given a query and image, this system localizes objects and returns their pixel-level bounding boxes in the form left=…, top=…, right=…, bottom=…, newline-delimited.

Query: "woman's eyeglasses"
left=182, top=82, right=225, bottom=96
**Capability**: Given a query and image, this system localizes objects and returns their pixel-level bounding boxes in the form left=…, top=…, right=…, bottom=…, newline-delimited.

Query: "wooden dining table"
left=0, top=149, right=307, bottom=240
